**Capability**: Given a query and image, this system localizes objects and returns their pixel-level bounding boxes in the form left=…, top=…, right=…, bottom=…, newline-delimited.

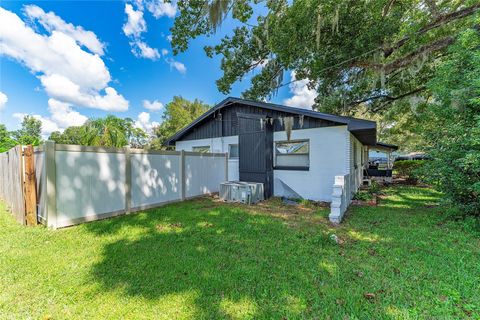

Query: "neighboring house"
left=166, top=97, right=387, bottom=211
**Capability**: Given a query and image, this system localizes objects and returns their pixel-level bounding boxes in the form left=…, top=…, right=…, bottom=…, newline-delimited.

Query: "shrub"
left=393, top=160, right=426, bottom=183
left=368, top=181, right=382, bottom=195
left=353, top=190, right=373, bottom=201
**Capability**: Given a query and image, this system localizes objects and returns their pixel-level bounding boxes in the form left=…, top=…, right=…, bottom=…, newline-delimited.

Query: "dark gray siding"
left=237, top=113, right=274, bottom=198
left=180, top=102, right=338, bottom=141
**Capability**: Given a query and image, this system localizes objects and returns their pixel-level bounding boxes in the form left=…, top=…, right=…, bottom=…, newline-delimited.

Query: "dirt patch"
left=156, top=222, right=183, bottom=232
left=214, top=196, right=326, bottom=215
left=195, top=195, right=332, bottom=229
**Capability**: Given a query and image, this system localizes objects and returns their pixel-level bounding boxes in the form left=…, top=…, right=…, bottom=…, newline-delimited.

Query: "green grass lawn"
left=0, top=186, right=479, bottom=319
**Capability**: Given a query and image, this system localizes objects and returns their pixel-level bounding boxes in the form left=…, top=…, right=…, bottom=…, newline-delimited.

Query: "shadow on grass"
left=378, top=186, right=441, bottom=208
left=85, top=199, right=341, bottom=318
left=84, top=188, right=479, bottom=319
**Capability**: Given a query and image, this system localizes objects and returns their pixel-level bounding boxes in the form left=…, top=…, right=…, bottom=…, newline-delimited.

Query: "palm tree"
left=84, top=116, right=135, bottom=148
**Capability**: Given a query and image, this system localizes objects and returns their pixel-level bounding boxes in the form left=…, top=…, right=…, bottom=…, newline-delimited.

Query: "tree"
left=150, top=96, right=210, bottom=149
left=50, top=126, right=88, bottom=145
left=85, top=115, right=148, bottom=148
left=420, top=25, right=480, bottom=216
left=171, top=0, right=479, bottom=114
left=0, top=124, right=17, bottom=152
left=350, top=102, right=428, bottom=152
left=49, top=116, right=148, bottom=148
left=11, top=115, right=42, bottom=146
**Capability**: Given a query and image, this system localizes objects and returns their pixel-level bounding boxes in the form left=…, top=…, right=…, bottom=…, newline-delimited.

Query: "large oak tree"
left=171, top=0, right=479, bottom=115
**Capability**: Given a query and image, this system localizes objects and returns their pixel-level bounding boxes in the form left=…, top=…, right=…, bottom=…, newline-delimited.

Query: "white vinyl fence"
left=34, top=142, right=227, bottom=229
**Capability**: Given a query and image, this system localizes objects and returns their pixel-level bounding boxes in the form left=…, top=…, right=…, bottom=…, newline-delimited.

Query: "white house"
left=166, top=97, right=387, bottom=222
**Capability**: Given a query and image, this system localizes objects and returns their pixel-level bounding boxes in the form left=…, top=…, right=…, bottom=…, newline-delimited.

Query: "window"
left=228, top=144, right=239, bottom=159
left=274, top=140, right=309, bottom=170
left=192, top=146, right=210, bottom=153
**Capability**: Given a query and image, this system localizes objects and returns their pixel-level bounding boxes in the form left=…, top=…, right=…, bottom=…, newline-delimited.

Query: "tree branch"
left=382, top=0, right=396, bottom=17
left=246, top=54, right=270, bottom=73
left=357, top=36, right=455, bottom=73
left=383, top=3, right=480, bottom=57
left=383, top=36, right=455, bottom=73
left=370, top=86, right=428, bottom=112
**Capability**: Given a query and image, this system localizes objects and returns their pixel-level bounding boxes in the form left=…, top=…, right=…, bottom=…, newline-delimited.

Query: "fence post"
left=180, top=150, right=185, bottom=200
left=17, top=145, right=26, bottom=225
left=125, top=146, right=132, bottom=214
left=23, top=145, right=37, bottom=226
left=45, top=141, right=57, bottom=229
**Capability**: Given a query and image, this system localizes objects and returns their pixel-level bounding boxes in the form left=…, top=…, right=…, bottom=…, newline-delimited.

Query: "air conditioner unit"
left=220, top=181, right=264, bottom=204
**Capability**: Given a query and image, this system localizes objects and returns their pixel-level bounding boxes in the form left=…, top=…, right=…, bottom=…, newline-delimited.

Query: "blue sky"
left=0, top=1, right=314, bottom=136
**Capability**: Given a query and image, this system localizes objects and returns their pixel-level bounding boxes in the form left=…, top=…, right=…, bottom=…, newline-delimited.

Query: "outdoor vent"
left=220, top=181, right=265, bottom=204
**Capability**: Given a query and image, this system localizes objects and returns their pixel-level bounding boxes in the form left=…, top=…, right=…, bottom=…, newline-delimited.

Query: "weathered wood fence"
left=0, top=142, right=227, bottom=229
left=0, top=145, right=37, bottom=225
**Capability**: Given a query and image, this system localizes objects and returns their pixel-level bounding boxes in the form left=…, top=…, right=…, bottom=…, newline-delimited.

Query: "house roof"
left=374, top=142, right=399, bottom=151
left=166, top=97, right=377, bottom=145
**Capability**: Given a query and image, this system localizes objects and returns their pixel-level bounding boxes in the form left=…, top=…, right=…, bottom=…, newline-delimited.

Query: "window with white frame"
left=192, top=146, right=210, bottom=153
left=228, top=144, right=239, bottom=159
left=274, top=140, right=309, bottom=170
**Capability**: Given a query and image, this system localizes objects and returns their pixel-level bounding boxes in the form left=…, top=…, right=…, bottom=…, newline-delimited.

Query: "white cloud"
left=130, top=40, right=160, bottom=59
left=13, top=112, right=59, bottom=137
left=146, top=0, right=177, bottom=18
left=283, top=71, right=316, bottom=109
left=123, top=3, right=146, bottom=38
left=254, top=59, right=269, bottom=70
left=143, top=99, right=164, bottom=111
left=161, top=48, right=168, bottom=56
left=0, top=91, right=7, bottom=111
left=123, top=3, right=160, bottom=60
left=24, top=5, right=105, bottom=56
left=40, top=74, right=128, bottom=111
left=135, top=111, right=159, bottom=134
left=12, top=98, right=88, bottom=137
left=47, top=98, right=88, bottom=128
left=0, top=6, right=129, bottom=111
left=166, top=58, right=186, bottom=74
left=166, top=34, right=172, bottom=42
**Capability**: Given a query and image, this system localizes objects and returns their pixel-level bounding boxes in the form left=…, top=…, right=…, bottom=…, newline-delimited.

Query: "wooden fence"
left=0, top=142, right=227, bottom=229
left=0, top=145, right=37, bottom=225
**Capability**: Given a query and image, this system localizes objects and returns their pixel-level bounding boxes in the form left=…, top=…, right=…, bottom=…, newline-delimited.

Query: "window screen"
left=275, top=140, right=309, bottom=169
left=192, top=146, right=210, bottom=153
left=229, top=144, right=239, bottom=158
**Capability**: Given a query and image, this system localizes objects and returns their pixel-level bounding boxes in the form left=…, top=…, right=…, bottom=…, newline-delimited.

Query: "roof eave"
left=165, top=97, right=378, bottom=146
left=373, top=142, right=399, bottom=151
left=165, top=97, right=233, bottom=145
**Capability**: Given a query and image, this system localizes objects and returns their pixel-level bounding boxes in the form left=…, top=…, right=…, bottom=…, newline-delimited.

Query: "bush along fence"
left=0, top=142, right=227, bottom=229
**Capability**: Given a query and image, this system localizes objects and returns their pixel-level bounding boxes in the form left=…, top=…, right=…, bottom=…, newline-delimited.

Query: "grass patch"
left=0, top=186, right=479, bottom=319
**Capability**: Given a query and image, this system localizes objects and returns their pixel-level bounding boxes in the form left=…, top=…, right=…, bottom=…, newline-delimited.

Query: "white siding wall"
left=274, top=126, right=349, bottom=201
left=176, top=136, right=239, bottom=181
left=175, top=125, right=350, bottom=202
left=349, top=134, right=365, bottom=193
